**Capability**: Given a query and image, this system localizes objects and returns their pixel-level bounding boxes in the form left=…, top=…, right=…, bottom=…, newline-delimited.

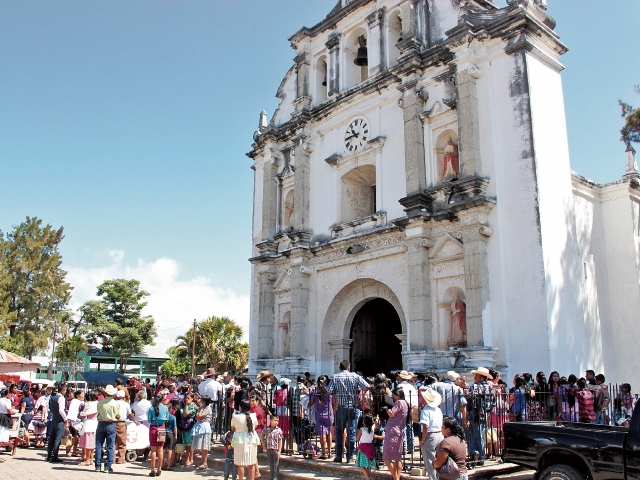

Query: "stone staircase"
left=205, top=445, right=524, bottom=480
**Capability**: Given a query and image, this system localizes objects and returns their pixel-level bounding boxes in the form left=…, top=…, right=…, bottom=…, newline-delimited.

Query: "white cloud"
left=66, top=251, right=250, bottom=352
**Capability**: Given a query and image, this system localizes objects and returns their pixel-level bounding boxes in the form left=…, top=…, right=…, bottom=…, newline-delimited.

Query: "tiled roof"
left=0, top=350, right=40, bottom=365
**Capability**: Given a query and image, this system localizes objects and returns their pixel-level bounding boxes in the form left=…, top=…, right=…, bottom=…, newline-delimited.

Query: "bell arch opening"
left=349, top=298, right=402, bottom=377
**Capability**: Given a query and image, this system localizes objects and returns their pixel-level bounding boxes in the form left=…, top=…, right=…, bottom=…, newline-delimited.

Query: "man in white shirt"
left=397, top=370, right=418, bottom=455
left=199, top=368, right=223, bottom=428
left=418, top=388, right=444, bottom=480
left=432, top=371, right=467, bottom=425
left=115, top=389, right=131, bottom=464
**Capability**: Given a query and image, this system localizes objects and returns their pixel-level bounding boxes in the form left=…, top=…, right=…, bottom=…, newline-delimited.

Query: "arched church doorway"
left=350, top=298, right=402, bottom=377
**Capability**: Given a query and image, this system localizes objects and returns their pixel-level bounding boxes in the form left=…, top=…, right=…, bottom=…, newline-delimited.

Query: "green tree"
left=620, top=85, right=640, bottom=145
left=55, top=335, right=88, bottom=363
left=55, top=335, right=88, bottom=381
left=0, top=217, right=72, bottom=358
left=175, top=315, right=247, bottom=373
left=160, top=346, right=190, bottom=375
left=81, top=279, right=157, bottom=373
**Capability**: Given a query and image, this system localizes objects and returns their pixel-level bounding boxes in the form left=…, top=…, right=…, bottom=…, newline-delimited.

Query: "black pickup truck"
left=502, top=401, right=640, bottom=480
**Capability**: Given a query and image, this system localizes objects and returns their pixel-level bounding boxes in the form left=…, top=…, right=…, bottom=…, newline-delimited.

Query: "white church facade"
left=247, top=0, right=640, bottom=386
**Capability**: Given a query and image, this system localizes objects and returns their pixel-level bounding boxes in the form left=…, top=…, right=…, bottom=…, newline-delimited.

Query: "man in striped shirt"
left=327, top=360, right=369, bottom=463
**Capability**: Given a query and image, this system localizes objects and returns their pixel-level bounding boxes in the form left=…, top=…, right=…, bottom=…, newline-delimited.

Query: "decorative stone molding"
left=403, top=346, right=498, bottom=373
left=479, top=226, right=493, bottom=237
left=366, top=8, right=385, bottom=28
left=287, top=230, right=313, bottom=248
left=398, top=193, right=433, bottom=216
left=324, top=153, right=342, bottom=166
left=325, top=32, right=341, bottom=49
left=329, top=212, right=387, bottom=239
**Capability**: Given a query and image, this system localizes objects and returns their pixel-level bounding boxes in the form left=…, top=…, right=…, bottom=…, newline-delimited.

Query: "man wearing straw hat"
left=254, top=370, right=272, bottom=401
left=95, top=384, right=121, bottom=473
left=467, top=367, right=495, bottom=464
left=418, top=388, right=443, bottom=480
left=432, top=371, right=467, bottom=426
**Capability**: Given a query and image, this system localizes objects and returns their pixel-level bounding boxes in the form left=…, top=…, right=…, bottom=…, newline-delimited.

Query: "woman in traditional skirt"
left=147, top=393, right=170, bottom=477
left=78, top=391, right=99, bottom=466
left=179, top=393, right=197, bottom=466
left=382, top=389, right=408, bottom=480
left=191, top=396, right=213, bottom=471
left=231, top=400, right=260, bottom=480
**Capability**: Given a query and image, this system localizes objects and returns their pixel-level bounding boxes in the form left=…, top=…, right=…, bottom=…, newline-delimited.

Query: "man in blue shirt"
left=327, top=360, right=369, bottom=463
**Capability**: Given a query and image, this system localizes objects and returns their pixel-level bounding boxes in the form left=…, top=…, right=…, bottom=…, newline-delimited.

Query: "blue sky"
left=1, top=1, right=638, bottom=348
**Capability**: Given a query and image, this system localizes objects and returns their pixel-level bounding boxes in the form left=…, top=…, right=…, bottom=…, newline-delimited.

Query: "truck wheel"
left=540, top=464, right=584, bottom=480
left=125, top=451, right=138, bottom=462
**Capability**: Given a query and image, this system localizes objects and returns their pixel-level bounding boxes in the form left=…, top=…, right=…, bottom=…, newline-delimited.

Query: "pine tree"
left=0, top=217, right=72, bottom=358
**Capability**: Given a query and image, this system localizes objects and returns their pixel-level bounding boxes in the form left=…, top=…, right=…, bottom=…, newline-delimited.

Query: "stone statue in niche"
left=442, top=139, right=460, bottom=181
left=279, top=310, right=291, bottom=357
left=447, top=294, right=467, bottom=346
left=283, top=194, right=295, bottom=229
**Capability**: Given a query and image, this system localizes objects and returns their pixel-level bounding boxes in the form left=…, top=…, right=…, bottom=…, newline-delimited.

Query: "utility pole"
left=48, top=321, right=57, bottom=381
left=191, top=318, right=196, bottom=377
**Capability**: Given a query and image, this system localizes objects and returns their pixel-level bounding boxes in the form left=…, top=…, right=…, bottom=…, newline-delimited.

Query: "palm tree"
left=54, top=335, right=87, bottom=381
left=175, top=316, right=248, bottom=372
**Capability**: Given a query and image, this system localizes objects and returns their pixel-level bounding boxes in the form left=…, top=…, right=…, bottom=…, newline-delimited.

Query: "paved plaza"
left=0, top=447, right=221, bottom=480
left=0, top=446, right=536, bottom=480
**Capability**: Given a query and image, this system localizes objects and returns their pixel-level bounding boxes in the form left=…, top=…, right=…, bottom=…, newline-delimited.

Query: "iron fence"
left=190, top=382, right=637, bottom=470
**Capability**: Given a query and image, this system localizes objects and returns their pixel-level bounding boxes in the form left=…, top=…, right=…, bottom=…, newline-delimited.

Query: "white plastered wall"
left=599, top=185, right=640, bottom=386
left=526, top=52, right=600, bottom=377
left=476, top=50, right=550, bottom=377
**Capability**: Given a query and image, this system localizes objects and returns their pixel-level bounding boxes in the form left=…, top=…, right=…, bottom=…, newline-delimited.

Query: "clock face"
left=344, top=118, right=369, bottom=153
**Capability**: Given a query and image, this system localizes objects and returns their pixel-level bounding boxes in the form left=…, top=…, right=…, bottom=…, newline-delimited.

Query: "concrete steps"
left=205, top=444, right=524, bottom=480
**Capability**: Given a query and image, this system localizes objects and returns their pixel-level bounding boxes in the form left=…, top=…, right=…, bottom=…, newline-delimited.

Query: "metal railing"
left=178, top=382, right=637, bottom=469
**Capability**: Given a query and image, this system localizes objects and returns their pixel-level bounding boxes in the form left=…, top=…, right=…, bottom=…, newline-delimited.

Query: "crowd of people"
left=0, top=362, right=635, bottom=480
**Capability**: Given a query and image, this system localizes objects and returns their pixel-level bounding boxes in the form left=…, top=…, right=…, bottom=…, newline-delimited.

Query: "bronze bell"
left=322, top=73, right=327, bottom=86
left=354, top=35, right=368, bottom=66
left=354, top=46, right=368, bottom=66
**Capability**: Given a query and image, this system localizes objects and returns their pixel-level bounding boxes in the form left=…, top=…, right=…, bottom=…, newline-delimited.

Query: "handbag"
left=179, top=416, right=195, bottom=431
left=437, top=455, right=460, bottom=480
left=156, top=425, right=166, bottom=443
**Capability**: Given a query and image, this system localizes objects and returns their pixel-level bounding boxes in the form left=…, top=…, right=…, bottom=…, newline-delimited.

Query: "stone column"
left=404, top=235, right=433, bottom=350
left=395, top=334, right=408, bottom=369
left=326, top=33, right=341, bottom=97
left=328, top=339, right=352, bottom=373
left=366, top=8, right=386, bottom=77
left=289, top=264, right=311, bottom=357
left=257, top=271, right=276, bottom=358
left=456, top=66, right=482, bottom=177
left=292, top=136, right=312, bottom=231
left=399, top=79, right=427, bottom=196
left=294, top=52, right=310, bottom=99
left=461, top=224, right=491, bottom=346
left=261, top=154, right=279, bottom=241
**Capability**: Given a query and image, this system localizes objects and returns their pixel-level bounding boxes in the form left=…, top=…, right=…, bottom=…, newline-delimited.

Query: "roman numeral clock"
left=344, top=117, right=369, bottom=153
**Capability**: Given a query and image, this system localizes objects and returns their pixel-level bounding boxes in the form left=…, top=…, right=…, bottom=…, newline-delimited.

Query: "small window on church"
left=340, top=165, right=376, bottom=223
